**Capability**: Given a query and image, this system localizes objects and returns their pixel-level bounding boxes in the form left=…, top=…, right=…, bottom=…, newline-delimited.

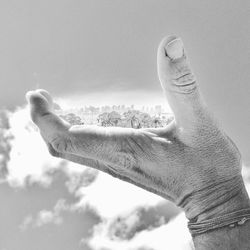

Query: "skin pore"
left=26, top=35, right=250, bottom=249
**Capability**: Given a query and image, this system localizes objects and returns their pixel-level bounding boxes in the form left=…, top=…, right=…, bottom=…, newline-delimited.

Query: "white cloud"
left=4, top=106, right=99, bottom=187
left=65, top=167, right=99, bottom=194
left=74, top=171, right=164, bottom=219
left=4, top=106, right=250, bottom=250
left=20, top=199, right=69, bottom=230
left=35, top=210, right=63, bottom=227
left=6, top=107, right=63, bottom=187
left=84, top=213, right=194, bottom=250
left=242, top=165, right=250, bottom=195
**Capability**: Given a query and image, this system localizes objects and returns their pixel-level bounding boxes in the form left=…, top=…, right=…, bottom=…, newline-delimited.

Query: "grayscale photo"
left=0, top=1, right=249, bottom=249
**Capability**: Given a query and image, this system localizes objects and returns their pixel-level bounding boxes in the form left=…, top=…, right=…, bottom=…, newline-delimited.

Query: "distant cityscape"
left=55, top=104, right=174, bottom=128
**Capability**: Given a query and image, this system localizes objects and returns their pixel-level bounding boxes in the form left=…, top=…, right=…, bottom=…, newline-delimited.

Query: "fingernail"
left=165, top=38, right=184, bottom=60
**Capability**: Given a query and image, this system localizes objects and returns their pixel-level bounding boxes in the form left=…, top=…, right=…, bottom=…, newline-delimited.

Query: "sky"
left=0, top=1, right=250, bottom=249
left=0, top=0, right=250, bottom=161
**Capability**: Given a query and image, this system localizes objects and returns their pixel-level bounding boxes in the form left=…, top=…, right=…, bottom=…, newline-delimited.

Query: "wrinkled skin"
left=26, top=36, right=249, bottom=221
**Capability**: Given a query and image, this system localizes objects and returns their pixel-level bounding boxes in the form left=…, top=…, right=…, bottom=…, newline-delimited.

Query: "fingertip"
left=25, top=90, right=35, bottom=103
left=162, top=35, right=180, bottom=46
left=35, top=89, right=53, bottom=106
left=26, top=89, right=53, bottom=108
left=158, top=35, right=179, bottom=53
left=27, top=92, right=42, bottom=105
left=27, top=92, right=51, bottom=117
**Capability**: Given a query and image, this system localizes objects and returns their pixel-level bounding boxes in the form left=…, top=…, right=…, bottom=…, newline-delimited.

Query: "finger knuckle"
left=170, top=72, right=197, bottom=93
left=50, top=136, right=71, bottom=153
left=47, top=143, right=60, bottom=157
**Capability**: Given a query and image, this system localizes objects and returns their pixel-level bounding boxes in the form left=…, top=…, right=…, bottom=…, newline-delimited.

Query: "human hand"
left=26, top=36, right=250, bottom=222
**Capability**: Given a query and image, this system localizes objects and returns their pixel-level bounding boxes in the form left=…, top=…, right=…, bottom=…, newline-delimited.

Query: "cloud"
left=0, top=110, right=12, bottom=179
left=84, top=213, right=194, bottom=250
left=242, top=165, right=250, bottom=195
left=3, top=106, right=94, bottom=187
left=20, top=199, right=70, bottom=230
left=74, top=171, right=165, bottom=219
left=3, top=105, right=250, bottom=250
left=57, top=90, right=171, bottom=111
left=65, top=167, right=99, bottom=194
left=6, top=106, right=63, bottom=187
left=36, top=210, right=63, bottom=227
left=83, top=166, right=250, bottom=250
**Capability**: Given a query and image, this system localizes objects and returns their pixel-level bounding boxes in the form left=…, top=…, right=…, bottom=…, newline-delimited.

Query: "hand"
left=26, top=36, right=250, bottom=221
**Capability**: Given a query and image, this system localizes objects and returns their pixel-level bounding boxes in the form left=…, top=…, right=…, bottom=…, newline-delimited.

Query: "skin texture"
left=26, top=35, right=250, bottom=249
left=193, top=221, right=250, bottom=250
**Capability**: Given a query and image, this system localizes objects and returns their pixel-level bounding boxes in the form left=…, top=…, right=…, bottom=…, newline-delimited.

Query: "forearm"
left=193, top=219, right=250, bottom=250
left=191, top=184, right=250, bottom=250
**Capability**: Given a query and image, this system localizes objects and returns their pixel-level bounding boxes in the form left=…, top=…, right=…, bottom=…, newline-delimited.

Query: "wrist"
left=181, top=175, right=250, bottom=222
left=186, top=176, right=250, bottom=249
left=195, top=180, right=250, bottom=222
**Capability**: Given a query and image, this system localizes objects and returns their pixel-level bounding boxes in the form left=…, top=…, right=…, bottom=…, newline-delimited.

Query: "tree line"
left=60, top=110, right=174, bottom=128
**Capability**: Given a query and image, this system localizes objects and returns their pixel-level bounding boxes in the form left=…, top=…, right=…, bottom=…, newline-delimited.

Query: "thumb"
left=157, top=35, right=208, bottom=130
